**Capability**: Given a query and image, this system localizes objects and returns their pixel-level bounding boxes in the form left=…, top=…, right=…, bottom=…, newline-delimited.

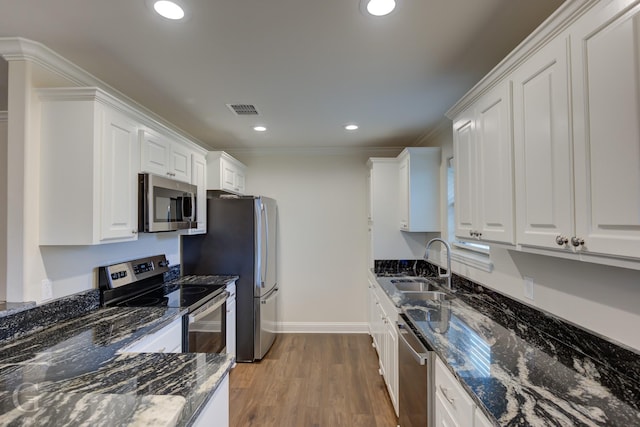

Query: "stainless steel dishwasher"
left=397, top=315, right=434, bottom=427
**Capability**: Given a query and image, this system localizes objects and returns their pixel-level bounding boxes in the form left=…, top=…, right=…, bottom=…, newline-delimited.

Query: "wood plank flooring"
left=229, top=334, right=398, bottom=427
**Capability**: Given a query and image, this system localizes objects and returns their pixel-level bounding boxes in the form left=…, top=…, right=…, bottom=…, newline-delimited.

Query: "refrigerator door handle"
left=261, top=201, right=268, bottom=288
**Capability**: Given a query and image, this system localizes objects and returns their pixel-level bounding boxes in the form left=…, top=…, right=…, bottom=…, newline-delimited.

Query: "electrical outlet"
left=41, top=279, right=53, bottom=301
left=523, top=276, right=535, bottom=301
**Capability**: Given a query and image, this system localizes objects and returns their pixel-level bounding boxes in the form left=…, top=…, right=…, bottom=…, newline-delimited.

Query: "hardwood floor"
left=229, top=334, right=398, bottom=427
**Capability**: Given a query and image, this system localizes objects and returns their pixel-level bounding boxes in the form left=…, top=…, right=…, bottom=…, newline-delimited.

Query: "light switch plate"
left=523, top=276, right=534, bottom=301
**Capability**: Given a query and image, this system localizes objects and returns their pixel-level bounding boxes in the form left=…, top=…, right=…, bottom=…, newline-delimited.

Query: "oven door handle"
left=188, top=291, right=229, bottom=323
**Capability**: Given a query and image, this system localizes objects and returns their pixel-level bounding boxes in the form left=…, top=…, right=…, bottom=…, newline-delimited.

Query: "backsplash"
left=374, top=259, right=440, bottom=277
left=374, top=259, right=640, bottom=407
left=164, top=264, right=181, bottom=282
left=0, top=290, right=100, bottom=343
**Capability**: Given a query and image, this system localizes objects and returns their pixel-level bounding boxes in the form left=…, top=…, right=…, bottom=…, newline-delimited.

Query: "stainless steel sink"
left=394, top=282, right=441, bottom=292
left=403, top=291, right=454, bottom=302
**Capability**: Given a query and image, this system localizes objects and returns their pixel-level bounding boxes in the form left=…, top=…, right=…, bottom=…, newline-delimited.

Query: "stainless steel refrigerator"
left=181, top=193, right=278, bottom=362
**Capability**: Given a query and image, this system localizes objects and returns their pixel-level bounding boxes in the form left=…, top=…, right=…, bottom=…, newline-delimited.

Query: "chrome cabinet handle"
left=571, top=236, right=585, bottom=247
left=555, top=235, right=568, bottom=246
left=439, top=385, right=456, bottom=407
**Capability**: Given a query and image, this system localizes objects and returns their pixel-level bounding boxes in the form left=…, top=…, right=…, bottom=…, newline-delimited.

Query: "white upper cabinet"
left=448, top=0, right=640, bottom=266
left=207, top=151, right=247, bottom=195
left=453, top=81, right=515, bottom=244
left=189, top=152, right=207, bottom=234
left=569, top=0, right=640, bottom=259
left=397, top=147, right=441, bottom=232
left=512, top=35, right=573, bottom=251
left=38, top=88, right=140, bottom=245
left=140, top=129, right=191, bottom=183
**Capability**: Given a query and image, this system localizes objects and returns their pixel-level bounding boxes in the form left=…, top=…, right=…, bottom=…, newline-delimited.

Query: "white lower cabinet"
left=434, top=357, right=476, bottom=427
left=191, top=374, right=229, bottom=427
left=367, top=276, right=399, bottom=416
left=225, top=281, right=236, bottom=359
left=120, top=317, right=183, bottom=354
left=474, top=408, right=495, bottom=427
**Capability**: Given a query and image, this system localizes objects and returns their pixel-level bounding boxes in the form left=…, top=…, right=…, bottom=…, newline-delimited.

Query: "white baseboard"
left=277, top=322, right=369, bottom=334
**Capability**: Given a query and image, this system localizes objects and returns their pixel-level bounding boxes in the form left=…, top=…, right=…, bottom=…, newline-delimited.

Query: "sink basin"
left=403, top=291, right=454, bottom=302
left=394, top=282, right=441, bottom=292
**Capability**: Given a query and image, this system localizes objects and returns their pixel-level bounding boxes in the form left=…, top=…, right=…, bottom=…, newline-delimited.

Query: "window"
left=447, top=157, right=493, bottom=272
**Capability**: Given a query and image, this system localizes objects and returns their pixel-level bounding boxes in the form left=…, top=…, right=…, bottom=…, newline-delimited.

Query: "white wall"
left=424, top=125, right=640, bottom=352
left=229, top=148, right=396, bottom=332
left=0, top=112, right=6, bottom=301
left=39, top=233, right=180, bottom=299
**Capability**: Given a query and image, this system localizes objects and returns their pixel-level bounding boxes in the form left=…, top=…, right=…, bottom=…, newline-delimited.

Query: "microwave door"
left=184, top=192, right=195, bottom=222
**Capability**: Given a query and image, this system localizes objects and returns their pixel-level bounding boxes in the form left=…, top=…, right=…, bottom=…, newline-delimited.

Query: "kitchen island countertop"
left=0, top=306, right=233, bottom=426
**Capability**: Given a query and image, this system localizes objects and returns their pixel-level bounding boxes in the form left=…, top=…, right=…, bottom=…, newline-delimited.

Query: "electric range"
left=98, top=254, right=229, bottom=353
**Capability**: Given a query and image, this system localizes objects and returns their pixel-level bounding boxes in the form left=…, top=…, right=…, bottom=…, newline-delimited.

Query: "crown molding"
left=414, top=117, right=451, bottom=146
left=0, top=37, right=206, bottom=154
left=222, top=145, right=404, bottom=157
left=445, top=0, right=599, bottom=119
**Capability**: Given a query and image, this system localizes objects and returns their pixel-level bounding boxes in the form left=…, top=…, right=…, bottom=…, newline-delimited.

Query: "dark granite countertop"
left=0, top=306, right=234, bottom=426
left=0, top=302, right=37, bottom=319
left=371, top=270, right=640, bottom=426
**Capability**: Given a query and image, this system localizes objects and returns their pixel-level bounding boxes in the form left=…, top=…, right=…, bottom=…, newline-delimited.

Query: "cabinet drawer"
left=435, top=357, right=475, bottom=422
left=121, top=317, right=183, bottom=353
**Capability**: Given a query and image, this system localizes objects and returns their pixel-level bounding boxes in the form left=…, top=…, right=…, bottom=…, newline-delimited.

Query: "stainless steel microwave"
left=138, top=173, right=197, bottom=232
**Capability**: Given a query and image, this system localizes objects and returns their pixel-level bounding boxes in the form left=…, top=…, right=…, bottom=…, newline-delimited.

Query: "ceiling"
left=0, top=0, right=563, bottom=150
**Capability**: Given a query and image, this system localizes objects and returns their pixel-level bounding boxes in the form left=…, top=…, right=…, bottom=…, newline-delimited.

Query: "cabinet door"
left=453, top=112, right=476, bottom=240
left=120, top=317, right=182, bottom=353
left=434, top=391, right=461, bottom=427
left=475, top=83, right=515, bottom=244
left=571, top=2, right=640, bottom=258
left=100, top=108, right=139, bottom=242
left=221, top=161, right=236, bottom=192
left=474, top=409, right=495, bottom=427
left=226, top=295, right=236, bottom=357
left=190, top=153, right=207, bottom=234
left=191, top=375, right=229, bottom=427
left=398, top=156, right=410, bottom=230
left=384, top=315, right=399, bottom=415
left=367, top=282, right=377, bottom=337
left=512, top=35, right=573, bottom=250
left=140, top=130, right=170, bottom=176
left=169, top=143, right=192, bottom=183
left=234, top=168, right=246, bottom=194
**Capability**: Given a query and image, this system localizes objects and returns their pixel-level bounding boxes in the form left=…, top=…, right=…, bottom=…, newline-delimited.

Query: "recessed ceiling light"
left=253, top=126, right=267, bottom=132
left=365, top=0, right=396, bottom=16
left=153, top=1, right=185, bottom=20
left=345, top=124, right=359, bottom=131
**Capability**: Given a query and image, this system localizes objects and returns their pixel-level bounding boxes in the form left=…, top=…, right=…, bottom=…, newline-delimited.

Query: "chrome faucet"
left=424, top=238, right=452, bottom=290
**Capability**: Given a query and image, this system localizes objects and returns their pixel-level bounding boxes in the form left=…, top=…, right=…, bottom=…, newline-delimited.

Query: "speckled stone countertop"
left=0, top=302, right=36, bottom=319
left=0, top=306, right=234, bottom=426
left=371, top=266, right=640, bottom=426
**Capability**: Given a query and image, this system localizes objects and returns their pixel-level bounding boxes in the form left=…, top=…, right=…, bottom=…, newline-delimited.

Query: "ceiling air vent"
left=226, top=104, right=259, bottom=115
